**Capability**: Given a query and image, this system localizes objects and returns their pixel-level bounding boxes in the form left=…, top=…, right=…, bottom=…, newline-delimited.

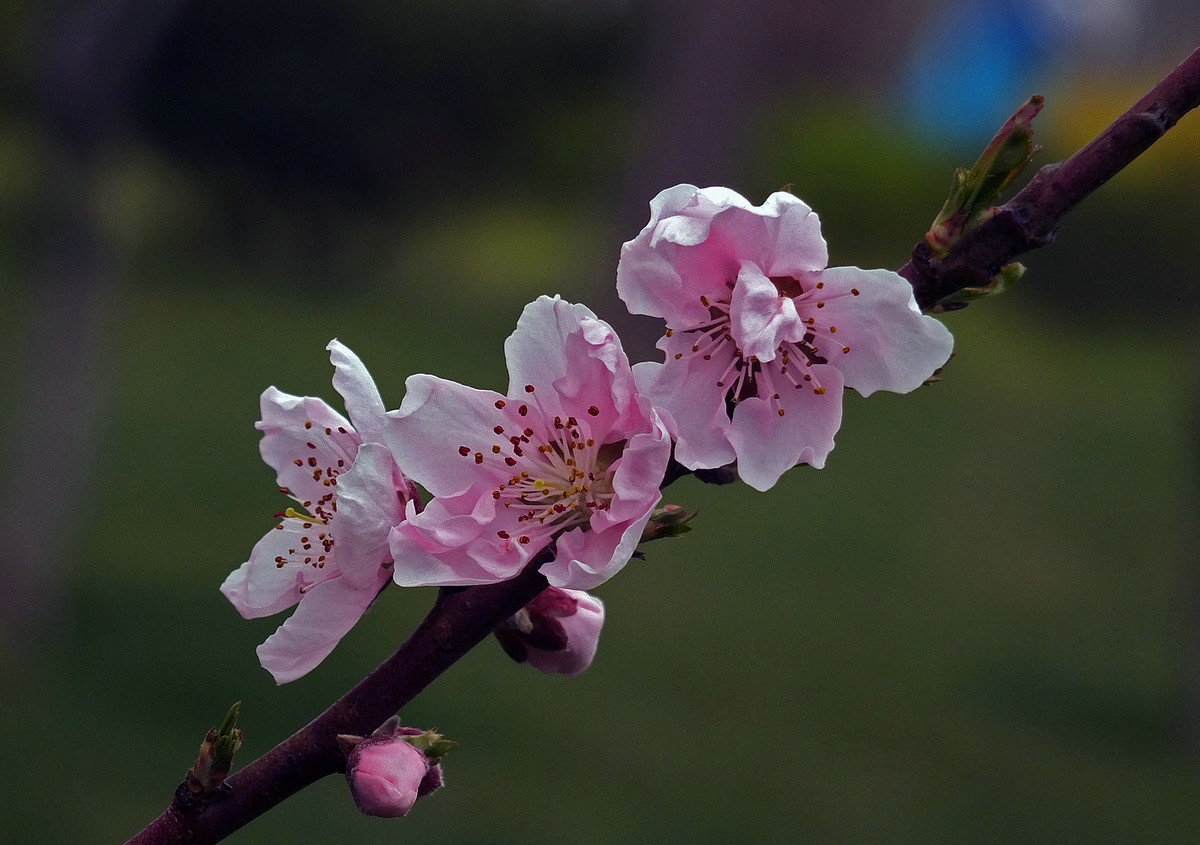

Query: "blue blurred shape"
left=901, top=0, right=1055, bottom=148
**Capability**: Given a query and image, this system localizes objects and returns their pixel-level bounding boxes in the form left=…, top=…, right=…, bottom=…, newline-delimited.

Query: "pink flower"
left=220, top=341, right=417, bottom=684
left=494, top=586, right=606, bottom=676
left=617, top=184, right=954, bottom=491
left=345, top=734, right=437, bottom=818
left=385, top=296, right=671, bottom=590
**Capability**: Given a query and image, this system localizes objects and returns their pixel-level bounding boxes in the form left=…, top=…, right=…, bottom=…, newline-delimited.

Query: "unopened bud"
left=342, top=721, right=452, bottom=818
left=640, top=504, right=697, bottom=543
left=183, top=702, right=242, bottom=801
left=926, top=95, right=1043, bottom=258
left=494, top=587, right=605, bottom=676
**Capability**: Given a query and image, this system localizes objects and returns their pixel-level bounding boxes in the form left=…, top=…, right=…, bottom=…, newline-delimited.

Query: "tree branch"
left=124, top=557, right=551, bottom=845
left=902, top=43, right=1200, bottom=311
left=125, top=41, right=1200, bottom=845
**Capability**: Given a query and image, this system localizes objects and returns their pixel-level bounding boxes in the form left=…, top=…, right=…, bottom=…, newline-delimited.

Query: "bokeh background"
left=3, top=1, right=1200, bottom=842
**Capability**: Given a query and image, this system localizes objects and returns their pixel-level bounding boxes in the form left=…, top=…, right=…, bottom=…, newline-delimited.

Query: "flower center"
left=456, top=387, right=617, bottom=548
left=665, top=277, right=860, bottom=417
left=270, top=509, right=336, bottom=575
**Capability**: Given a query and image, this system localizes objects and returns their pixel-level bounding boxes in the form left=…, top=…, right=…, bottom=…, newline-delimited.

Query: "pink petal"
left=524, top=589, right=605, bottom=676
left=754, top=191, right=827, bottom=277
left=221, top=517, right=334, bottom=618
left=257, top=387, right=359, bottom=507
left=331, top=443, right=405, bottom=589
left=547, top=519, right=631, bottom=591
left=328, top=340, right=387, bottom=442
left=389, top=492, right=530, bottom=586
left=256, top=568, right=390, bottom=684
left=729, top=262, right=807, bottom=362
left=618, top=185, right=736, bottom=326
left=728, top=365, right=845, bottom=490
left=543, top=418, right=668, bottom=590
left=636, top=337, right=737, bottom=471
left=593, top=413, right=670, bottom=525
left=618, top=186, right=827, bottom=328
left=503, top=296, right=636, bottom=439
left=384, top=375, right=523, bottom=498
left=804, top=267, right=954, bottom=396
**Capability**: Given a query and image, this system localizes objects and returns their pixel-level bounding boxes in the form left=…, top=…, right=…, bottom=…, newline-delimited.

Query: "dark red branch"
left=124, top=559, right=550, bottom=845
left=902, top=43, right=1200, bottom=311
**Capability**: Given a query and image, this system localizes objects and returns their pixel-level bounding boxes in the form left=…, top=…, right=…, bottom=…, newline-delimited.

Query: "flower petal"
left=729, top=261, right=806, bottom=362
left=385, top=375, right=522, bottom=498
left=328, top=339, right=387, bottom=442
left=543, top=418, right=668, bottom=590
left=804, top=267, right=954, bottom=396
left=221, top=517, right=335, bottom=618
left=636, top=336, right=737, bottom=471
left=257, top=387, right=359, bottom=508
left=728, top=365, right=845, bottom=490
left=256, top=569, right=389, bottom=684
left=618, top=186, right=827, bottom=328
left=389, top=492, right=531, bottom=586
left=332, top=442, right=405, bottom=588
left=524, top=589, right=605, bottom=676
left=503, top=295, right=636, bottom=439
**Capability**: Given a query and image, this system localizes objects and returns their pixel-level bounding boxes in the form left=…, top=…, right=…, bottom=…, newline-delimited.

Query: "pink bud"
left=345, top=736, right=430, bottom=818
left=495, top=587, right=605, bottom=676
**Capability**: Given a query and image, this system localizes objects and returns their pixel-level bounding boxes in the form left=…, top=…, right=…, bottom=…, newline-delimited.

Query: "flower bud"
left=345, top=735, right=428, bottom=818
left=494, top=587, right=605, bottom=676
left=342, top=724, right=451, bottom=819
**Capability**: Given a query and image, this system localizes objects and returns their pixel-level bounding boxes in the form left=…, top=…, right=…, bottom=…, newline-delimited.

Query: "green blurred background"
left=3, top=1, right=1200, bottom=842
